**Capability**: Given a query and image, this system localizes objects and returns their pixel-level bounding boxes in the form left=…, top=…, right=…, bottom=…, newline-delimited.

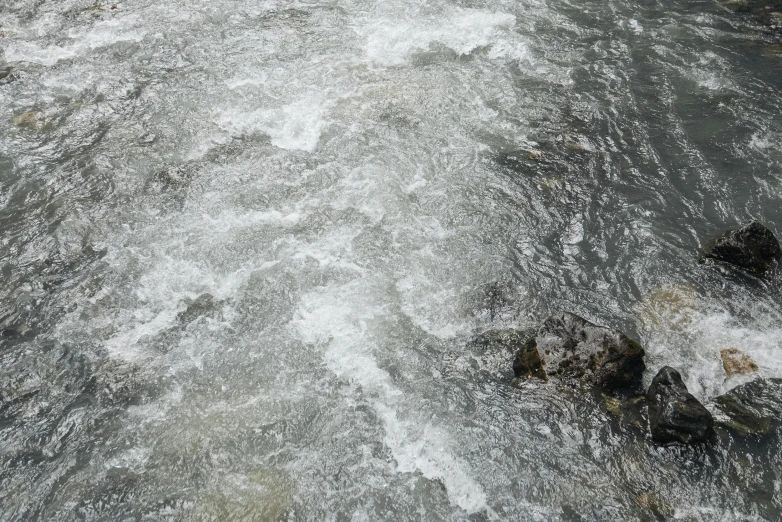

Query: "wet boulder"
left=513, top=313, right=645, bottom=393
left=714, top=378, right=782, bottom=436
left=646, top=367, right=713, bottom=444
left=700, top=221, right=781, bottom=276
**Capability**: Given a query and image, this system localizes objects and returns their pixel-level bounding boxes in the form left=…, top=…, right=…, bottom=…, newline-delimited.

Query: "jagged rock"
left=714, top=378, right=782, bottom=436
left=700, top=221, right=781, bottom=275
left=646, top=367, right=713, bottom=444
left=720, top=348, right=758, bottom=376
left=512, top=313, right=645, bottom=392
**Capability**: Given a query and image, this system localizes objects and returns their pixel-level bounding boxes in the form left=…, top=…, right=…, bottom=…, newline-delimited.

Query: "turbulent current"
left=2, top=0, right=782, bottom=520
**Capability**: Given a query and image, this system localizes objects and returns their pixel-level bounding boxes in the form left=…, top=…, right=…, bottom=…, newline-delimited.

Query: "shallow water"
left=2, top=0, right=782, bottom=520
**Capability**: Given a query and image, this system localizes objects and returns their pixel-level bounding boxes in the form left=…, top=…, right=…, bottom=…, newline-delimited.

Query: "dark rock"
left=646, top=367, right=714, bottom=444
left=512, top=313, right=645, bottom=392
left=701, top=221, right=781, bottom=276
left=714, top=378, right=782, bottom=436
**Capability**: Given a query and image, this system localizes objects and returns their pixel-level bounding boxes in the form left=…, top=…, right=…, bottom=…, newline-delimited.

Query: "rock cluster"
left=494, top=222, right=782, bottom=445
left=488, top=311, right=781, bottom=446
left=473, top=310, right=773, bottom=446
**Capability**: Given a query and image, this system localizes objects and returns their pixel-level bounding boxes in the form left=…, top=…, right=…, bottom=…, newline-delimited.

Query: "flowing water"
left=2, top=0, right=782, bottom=519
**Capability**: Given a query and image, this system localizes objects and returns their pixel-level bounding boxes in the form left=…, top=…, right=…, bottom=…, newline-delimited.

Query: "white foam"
left=358, top=9, right=526, bottom=66
left=642, top=303, right=782, bottom=399
left=4, top=17, right=145, bottom=66
left=216, top=97, right=331, bottom=152
left=291, top=281, right=489, bottom=515
left=749, top=132, right=776, bottom=151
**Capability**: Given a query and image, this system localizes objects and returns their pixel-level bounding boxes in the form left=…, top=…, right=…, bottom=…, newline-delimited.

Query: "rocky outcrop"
left=714, top=378, right=782, bottom=436
left=700, top=221, right=781, bottom=276
left=512, top=313, right=645, bottom=393
left=647, top=367, right=714, bottom=444
left=720, top=348, right=758, bottom=376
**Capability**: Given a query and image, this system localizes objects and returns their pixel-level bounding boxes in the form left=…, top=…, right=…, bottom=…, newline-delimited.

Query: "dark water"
left=2, top=0, right=782, bottom=520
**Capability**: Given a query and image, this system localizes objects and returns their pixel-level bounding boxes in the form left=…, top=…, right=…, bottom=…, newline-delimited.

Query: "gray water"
left=2, top=0, right=782, bottom=519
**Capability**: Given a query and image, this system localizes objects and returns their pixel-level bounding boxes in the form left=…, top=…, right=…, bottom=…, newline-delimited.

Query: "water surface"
left=2, top=0, right=782, bottom=519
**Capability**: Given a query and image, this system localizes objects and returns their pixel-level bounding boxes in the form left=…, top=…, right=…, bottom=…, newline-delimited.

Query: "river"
left=2, top=0, right=782, bottom=519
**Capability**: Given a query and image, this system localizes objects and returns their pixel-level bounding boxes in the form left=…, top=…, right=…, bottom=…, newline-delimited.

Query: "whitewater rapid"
left=2, top=0, right=782, bottom=519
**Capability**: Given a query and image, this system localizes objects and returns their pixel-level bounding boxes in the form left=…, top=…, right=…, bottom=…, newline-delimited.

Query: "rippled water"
left=2, top=0, right=782, bottom=519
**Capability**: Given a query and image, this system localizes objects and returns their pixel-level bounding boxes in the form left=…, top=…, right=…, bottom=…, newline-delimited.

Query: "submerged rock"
left=720, top=347, right=758, bottom=376
left=155, top=166, right=191, bottom=187
left=512, top=313, right=645, bottom=393
left=638, top=283, right=698, bottom=332
left=723, top=0, right=782, bottom=35
left=466, top=281, right=519, bottom=323
left=602, top=393, right=647, bottom=432
left=634, top=493, right=674, bottom=520
left=177, top=293, right=219, bottom=325
left=700, top=221, right=781, bottom=276
left=12, top=111, right=48, bottom=131
left=646, top=367, right=713, bottom=444
left=714, top=378, right=782, bottom=436
left=193, top=469, right=293, bottom=522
